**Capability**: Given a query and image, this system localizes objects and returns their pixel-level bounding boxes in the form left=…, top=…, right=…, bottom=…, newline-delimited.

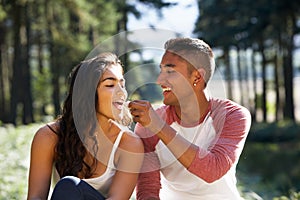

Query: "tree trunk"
left=9, top=2, right=23, bottom=125
left=274, top=52, right=280, bottom=122
left=236, top=47, right=244, bottom=105
left=259, top=39, right=267, bottom=122
left=22, top=2, right=34, bottom=124
left=282, top=15, right=295, bottom=121
left=251, top=50, right=258, bottom=122
left=224, top=47, right=233, bottom=100
left=0, top=22, right=5, bottom=122
left=274, top=29, right=285, bottom=122
left=45, top=0, right=60, bottom=117
left=50, top=46, right=61, bottom=116
left=37, top=32, right=47, bottom=116
left=115, top=0, right=129, bottom=71
left=243, top=48, right=251, bottom=109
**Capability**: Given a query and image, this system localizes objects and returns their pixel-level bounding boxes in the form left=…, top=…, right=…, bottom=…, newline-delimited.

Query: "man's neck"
left=175, top=93, right=210, bottom=125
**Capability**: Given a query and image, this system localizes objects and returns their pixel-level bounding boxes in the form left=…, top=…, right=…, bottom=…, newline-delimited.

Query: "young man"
left=128, top=38, right=251, bottom=200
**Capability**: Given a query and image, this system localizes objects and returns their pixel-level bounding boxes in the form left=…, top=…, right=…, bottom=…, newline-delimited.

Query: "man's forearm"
left=156, top=124, right=198, bottom=168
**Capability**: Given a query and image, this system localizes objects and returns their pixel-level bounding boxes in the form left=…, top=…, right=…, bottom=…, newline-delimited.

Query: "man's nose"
left=156, top=72, right=164, bottom=85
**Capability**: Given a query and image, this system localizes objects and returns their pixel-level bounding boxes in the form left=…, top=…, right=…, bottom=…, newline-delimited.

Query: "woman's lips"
left=113, top=101, right=124, bottom=110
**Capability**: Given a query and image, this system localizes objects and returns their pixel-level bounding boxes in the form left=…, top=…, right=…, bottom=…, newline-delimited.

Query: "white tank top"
left=83, top=130, right=124, bottom=197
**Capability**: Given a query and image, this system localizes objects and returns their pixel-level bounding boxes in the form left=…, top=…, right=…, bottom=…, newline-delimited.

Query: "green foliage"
left=126, top=61, right=162, bottom=103
left=0, top=0, right=123, bottom=123
left=194, top=0, right=299, bottom=122
left=0, top=124, right=41, bottom=199
left=273, top=191, right=300, bottom=200
left=195, top=0, right=300, bottom=47
left=236, top=122, right=300, bottom=199
left=0, top=4, right=7, bottom=21
left=247, top=121, right=300, bottom=142
left=31, top=60, right=53, bottom=117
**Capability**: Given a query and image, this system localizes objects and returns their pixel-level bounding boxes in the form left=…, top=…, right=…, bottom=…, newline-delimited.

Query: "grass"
left=0, top=123, right=42, bottom=200
left=0, top=123, right=299, bottom=199
left=0, top=123, right=137, bottom=200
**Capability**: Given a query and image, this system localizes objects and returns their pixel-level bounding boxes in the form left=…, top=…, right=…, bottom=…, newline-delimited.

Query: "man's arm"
left=136, top=160, right=161, bottom=200
left=187, top=105, right=251, bottom=182
left=153, top=103, right=251, bottom=183
left=130, top=100, right=251, bottom=183
left=135, top=123, right=161, bottom=200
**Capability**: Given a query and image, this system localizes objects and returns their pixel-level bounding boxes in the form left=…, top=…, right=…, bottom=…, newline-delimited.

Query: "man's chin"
left=163, top=98, right=178, bottom=106
left=163, top=100, right=173, bottom=106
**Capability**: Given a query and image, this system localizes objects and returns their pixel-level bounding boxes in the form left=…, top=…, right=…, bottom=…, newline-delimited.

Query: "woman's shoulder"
left=32, top=122, right=59, bottom=145
left=30, top=122, right=59, bottom=168
left=108, top=120, right=143, bottom=153
left=119, top=130, right=144, bottom=154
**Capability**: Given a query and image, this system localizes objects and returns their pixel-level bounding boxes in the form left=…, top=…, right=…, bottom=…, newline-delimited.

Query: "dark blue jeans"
left=50, top=176, right=106, bottom=200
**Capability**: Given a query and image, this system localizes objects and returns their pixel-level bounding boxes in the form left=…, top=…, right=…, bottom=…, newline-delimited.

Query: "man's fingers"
left=128, top=100, right=151, bottom=110
left=132, top=115, right=140, bottom=122
left=130, top=109, right=145, bottom=116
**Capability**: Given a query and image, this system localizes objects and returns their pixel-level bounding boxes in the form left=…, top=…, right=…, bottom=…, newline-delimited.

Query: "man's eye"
left=106, top=85, right=114, bottom=87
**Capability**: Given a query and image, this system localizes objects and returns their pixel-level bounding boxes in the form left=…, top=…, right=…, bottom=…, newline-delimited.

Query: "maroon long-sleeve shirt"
left=135, top=98, right=251, bottom=199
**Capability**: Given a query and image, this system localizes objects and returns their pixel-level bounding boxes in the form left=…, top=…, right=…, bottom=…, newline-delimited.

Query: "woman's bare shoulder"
left=32, top=122, right=59, bottom=145
left=119, top=131, right=144, bottom=154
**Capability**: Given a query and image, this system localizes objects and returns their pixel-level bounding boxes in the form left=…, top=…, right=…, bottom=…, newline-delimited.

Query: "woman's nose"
left=116, top=84, right=127, bottom=98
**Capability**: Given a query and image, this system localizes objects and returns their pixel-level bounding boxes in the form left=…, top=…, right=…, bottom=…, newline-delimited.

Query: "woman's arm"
left=27, top=125, right=57, bottom=200
left=107, top=132, right=144, bottom=200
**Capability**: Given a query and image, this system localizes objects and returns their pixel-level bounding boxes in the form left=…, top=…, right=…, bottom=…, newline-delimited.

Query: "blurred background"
left=0, top=0, right=300, bottom=199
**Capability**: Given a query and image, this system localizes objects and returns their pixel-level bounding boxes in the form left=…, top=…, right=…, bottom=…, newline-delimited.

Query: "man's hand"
left=128, top=100, right=165, bottom=134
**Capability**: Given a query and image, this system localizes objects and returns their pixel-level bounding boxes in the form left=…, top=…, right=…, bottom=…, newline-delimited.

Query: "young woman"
left=27, top=52, right=144, bottom=200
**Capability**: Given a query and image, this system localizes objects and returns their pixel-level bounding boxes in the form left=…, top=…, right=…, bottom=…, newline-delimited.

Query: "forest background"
left=0, top=0, right=300, bottom=199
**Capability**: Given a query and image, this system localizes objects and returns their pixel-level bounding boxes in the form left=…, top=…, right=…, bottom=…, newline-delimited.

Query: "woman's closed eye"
left=103, top=80, right=115, bottom=87
left=101, top=77, right=125, bottom=88
left=105, top=82, right=125, bottom=88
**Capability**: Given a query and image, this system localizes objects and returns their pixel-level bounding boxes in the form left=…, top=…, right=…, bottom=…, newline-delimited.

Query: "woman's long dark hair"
left=55, top=52, right=123, bottom=178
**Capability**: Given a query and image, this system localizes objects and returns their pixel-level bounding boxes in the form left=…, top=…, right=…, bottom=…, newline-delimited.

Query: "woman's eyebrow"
left=101, top=77, right=125, bottom=82
left=101, top=77, right=117, bottom=82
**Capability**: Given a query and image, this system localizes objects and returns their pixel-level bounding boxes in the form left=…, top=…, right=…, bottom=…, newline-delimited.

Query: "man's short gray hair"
left=164, top=38, right=215, bottom=84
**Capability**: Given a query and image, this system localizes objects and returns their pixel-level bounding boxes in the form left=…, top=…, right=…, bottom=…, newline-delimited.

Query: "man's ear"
left=198, top=68, right=206, bottom=80
left=193, top=68, right=206, bottom=81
